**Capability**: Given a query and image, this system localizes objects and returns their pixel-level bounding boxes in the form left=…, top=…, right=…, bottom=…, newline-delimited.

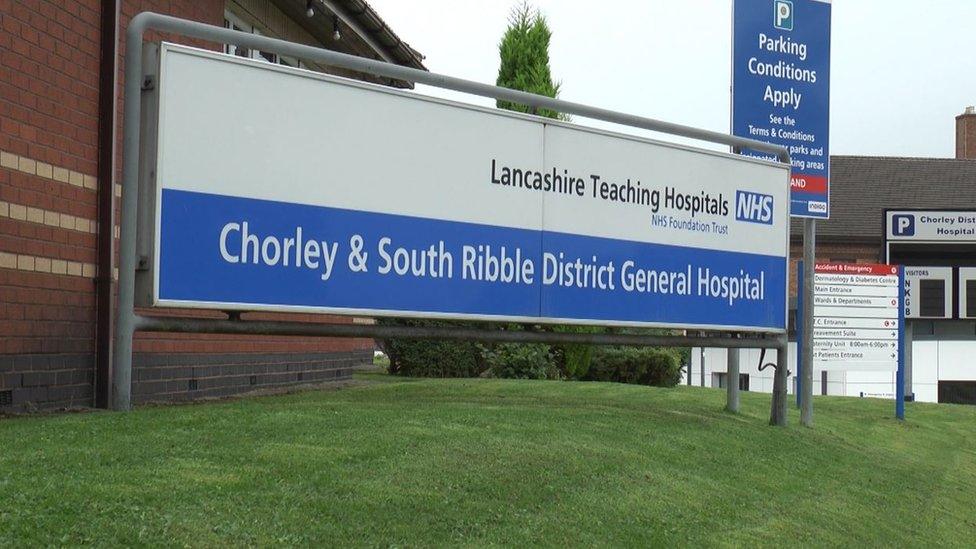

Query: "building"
left=0, top=0, right=426, bottom=412
left=689, top=108, right=976, bottom=405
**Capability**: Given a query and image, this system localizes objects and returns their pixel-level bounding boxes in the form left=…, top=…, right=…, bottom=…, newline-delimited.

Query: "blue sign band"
left=159, top=190, right=786, bottom=330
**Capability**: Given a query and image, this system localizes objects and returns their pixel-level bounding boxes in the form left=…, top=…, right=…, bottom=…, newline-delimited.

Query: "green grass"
left=2, top=376, right=975, bottom=546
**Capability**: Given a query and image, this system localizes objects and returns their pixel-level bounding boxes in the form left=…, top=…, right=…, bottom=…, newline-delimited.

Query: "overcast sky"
left=368, top=0, right=976, bottom=158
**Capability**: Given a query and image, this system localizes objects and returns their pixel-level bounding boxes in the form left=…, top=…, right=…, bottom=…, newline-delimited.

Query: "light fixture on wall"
left=332, top=14, right=341, bottom=41
left=306, top=0, right=315, bottom=18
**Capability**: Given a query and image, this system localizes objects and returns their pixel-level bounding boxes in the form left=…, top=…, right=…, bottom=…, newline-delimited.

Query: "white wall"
left=685, top=340, right=976, bottom=403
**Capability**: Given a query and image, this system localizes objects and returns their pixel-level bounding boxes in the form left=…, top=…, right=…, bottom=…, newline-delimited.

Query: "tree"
left=496, top=2, right=564, bottom=120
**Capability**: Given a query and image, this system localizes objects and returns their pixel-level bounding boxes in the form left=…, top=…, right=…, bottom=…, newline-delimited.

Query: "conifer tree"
left=496, top=2, right=564, bottom=119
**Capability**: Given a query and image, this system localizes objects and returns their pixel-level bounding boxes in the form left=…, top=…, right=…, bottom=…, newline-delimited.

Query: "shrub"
left=377, top=319, right=487, bottom=378
left=551, top=326, right=601, bottom=380
left=483, top=342, right=555, bottom=380
left=585, top=346, right=682, bottom=387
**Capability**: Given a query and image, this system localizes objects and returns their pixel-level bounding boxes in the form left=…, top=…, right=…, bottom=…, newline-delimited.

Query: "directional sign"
left=812, top=317, right=898, bottom=330
left=807, top=263, right=902, bottom=371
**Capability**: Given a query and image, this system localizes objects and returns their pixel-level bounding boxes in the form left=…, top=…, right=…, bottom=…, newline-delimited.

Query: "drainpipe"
left=94, top=0, right=120, bottom=409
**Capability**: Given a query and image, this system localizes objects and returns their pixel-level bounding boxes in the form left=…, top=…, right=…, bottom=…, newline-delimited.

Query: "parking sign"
left=732, top=0, right=831, bottom=219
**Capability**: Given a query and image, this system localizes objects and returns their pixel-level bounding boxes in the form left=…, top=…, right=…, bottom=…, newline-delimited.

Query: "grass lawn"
left=2, top=375, right=975, bottom=546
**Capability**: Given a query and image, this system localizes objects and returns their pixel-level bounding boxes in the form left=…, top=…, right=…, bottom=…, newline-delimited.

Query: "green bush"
left=377, top=319, right=487, bottom=378
left=483, top=342, right=555, bottom=380
left=585, top=346, right=682, bottom=387
left=551, top=326, right=601, bottom=380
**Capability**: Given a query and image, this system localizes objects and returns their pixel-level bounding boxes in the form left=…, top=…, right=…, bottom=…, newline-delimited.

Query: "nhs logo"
left=735, top=190, right=774, bottom=225
left=892, top=214, right=916, bottom=236
left=774, top=0, right=793, bottom=31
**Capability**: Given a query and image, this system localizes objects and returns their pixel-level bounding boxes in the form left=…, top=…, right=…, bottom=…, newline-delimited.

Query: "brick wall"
left=958, top=110, right=976, bottom=160
left=0, top=1, right=103, bottom=412
left=0, top=0, right=373, bottom=413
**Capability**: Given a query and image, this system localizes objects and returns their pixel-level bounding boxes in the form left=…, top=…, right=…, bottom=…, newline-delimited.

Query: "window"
left=919, top=279, right=946, bottom=317
left=713, top=373, right=749, bottom=391
left=967, top=280, right=976, bottom=318
left=223, top=11, right=305, bottom=69
left=938, top=381, right=976, bottom=405
left=738, top=374, right=750, bottom=392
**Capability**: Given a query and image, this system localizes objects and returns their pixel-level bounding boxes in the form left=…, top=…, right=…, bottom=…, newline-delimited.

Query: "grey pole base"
left=801, top=218, right=816, bottom=427
left=726, top=348, right=740, bottom=413
left=769, top=341, right=790, bottom=426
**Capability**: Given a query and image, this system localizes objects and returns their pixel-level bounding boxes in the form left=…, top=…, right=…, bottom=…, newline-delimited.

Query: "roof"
left=335, top=0, right=426, bottom=71
left=790, top=156, right=976, bottom=243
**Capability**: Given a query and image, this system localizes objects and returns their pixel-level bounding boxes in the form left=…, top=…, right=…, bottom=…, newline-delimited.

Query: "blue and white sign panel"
left=732, top=0, right=831, bottom=218
left=809, top=263, right=902, bottom=371
left=885, top=210, right=976, bottom=242
left=150, top=44, right=790, bottom=332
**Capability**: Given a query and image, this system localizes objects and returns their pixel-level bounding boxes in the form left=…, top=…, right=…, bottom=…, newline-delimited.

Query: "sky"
left=368, top=0, right=976, bottom=158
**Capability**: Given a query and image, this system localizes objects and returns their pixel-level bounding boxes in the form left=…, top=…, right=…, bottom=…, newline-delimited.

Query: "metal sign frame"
left=114, top=12, right=794, bottom=425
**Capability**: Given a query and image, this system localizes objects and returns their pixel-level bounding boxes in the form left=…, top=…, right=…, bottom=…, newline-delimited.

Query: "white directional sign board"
left=810, top=263, right=902, bottom=371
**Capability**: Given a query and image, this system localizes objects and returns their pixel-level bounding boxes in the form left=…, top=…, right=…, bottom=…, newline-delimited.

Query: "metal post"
left=94, top=0, right=120, bottom=409
left=904, top=321, right=913, bottom=401
left=795, top=260, right=803, bottom=409
left=726, top=348, right=740, bottom=413
left=896, top=266, right=906, bottom=420
left=769, top=338, right=789, bottom=426
left=801, top=218, right=815, bottom=427
left=700, top=347, right=706, bottom=387
left=111, top=15, right=153, bottom=411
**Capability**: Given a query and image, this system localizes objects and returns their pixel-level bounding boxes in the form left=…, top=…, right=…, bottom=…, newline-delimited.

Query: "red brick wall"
left=957, top=112, right=976, bottom=160
left=0, top=0, right=371, bottom=411
left=1, top=1, right=102, bottom=365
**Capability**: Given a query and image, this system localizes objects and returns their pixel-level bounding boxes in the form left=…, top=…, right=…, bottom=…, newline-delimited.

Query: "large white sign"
left=810, top=263, right=902, bottom=371
left=142, top=43, right=790, bottom=332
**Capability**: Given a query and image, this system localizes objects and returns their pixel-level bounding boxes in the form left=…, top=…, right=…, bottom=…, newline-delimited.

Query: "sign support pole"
left=769, top=337, right=789, bottom=426
left=904, top=321, right=913, bottom=402
left=896, top=267, right=906, bottom=420
left=726, top=348, right=740, bottom=413
left=700, top=347, right=706, bottom=387
left=796, top=260, right=803, bottom=409
left=801, top=218, right=816, bottom=427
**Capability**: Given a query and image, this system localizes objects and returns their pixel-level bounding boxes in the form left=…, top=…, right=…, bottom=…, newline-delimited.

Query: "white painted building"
left=685, top=340, right=976, bottom=403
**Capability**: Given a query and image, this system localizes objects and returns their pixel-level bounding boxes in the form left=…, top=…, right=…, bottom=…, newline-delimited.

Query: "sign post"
left=896, top=267, right=906, bottom=420
left=733, top=0, right=831, bottom=427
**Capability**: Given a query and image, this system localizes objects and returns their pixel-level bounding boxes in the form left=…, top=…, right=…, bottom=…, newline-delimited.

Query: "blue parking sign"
left=732, top=0, right=831, bottom=218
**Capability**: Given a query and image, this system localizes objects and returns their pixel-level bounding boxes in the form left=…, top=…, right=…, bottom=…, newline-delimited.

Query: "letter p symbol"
left=774, top=0, right=793, bottom=31
left=893, top=215, right=915, bottom=237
